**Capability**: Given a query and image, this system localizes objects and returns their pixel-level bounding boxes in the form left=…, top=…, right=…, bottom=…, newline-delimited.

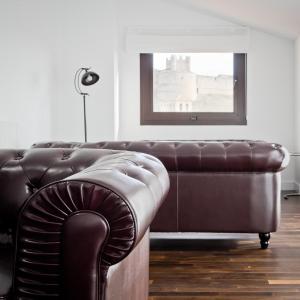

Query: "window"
left=140, top=53, right=247, bottom=125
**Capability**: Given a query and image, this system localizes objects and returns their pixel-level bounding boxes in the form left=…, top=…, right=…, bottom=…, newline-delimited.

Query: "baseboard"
left=293, top=181, right=300, bottom=192
left=150, top=232, right=257, bottom=240
left=282, top=180, right=299, bottom=191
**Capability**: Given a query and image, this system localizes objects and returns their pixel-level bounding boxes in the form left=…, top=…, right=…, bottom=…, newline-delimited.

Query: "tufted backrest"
left=32, top=140, right=289, bottom=173
left=0, top=148, right=162, bottom=232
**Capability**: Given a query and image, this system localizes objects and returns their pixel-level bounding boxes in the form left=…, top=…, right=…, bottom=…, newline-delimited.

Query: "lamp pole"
left=83, top=93, right=88, bottom=143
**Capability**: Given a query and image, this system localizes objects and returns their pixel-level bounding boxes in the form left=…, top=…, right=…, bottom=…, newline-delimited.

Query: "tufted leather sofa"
left=33, top=140, right=290, bottom=249
left=0, top=148, right=169, bottom=300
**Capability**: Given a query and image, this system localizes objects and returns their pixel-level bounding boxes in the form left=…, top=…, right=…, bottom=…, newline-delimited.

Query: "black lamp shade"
left=81, top=71, right=100, bottom=86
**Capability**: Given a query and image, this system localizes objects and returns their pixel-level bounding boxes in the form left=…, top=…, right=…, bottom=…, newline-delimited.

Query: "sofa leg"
left=259, top=233, right=271, bottom=249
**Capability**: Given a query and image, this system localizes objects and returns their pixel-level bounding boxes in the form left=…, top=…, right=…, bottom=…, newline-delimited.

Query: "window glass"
left=153, top=53, right=234, bottom=113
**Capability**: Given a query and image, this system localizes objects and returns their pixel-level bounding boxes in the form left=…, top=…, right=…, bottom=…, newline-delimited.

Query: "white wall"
left=0, top=1, right=57, bottom=148
left=295, top=37, right=300, bottom=188
left=116, top=0, right=295, bottom=188
left=0, top=0, right=118, bottom=147
left=49, top=0, right=118, bottom=142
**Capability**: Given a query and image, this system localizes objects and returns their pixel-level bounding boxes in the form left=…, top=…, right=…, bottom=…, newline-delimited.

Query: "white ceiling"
left=169, top=0, right=300, bottom=39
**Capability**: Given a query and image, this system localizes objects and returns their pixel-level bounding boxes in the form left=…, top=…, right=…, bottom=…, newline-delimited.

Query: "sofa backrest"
left=0, top=148, right=129, bottom=231
left=32, top=140, right=289, bottom=173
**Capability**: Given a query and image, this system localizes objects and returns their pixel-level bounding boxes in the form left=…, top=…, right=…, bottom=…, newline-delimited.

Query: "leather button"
left=62, top=153, right=70, bottom=160
left=15, top=152, right=23, bottom=160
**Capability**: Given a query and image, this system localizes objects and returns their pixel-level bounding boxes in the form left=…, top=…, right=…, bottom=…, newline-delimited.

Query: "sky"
left=153, top=53, right=233, bottom=77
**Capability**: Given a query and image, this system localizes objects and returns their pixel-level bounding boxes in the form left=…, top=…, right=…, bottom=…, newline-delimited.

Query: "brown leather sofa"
left=33, top=140, right=289, bottom=249
left=0, top=148, right=169, bottom=300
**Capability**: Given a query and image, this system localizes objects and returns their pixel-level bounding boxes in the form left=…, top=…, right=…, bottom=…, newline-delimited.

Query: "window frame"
left=140, top=53, right=247, bottom=125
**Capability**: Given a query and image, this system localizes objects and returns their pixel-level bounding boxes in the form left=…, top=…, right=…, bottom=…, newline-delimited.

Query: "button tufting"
left=62, top=153, right=70, bottom=160
left=97, top=142, right=106, bottom=148
left=29, top=140, right=287, bottom=173
left=15, top=152, right=24, bottom=160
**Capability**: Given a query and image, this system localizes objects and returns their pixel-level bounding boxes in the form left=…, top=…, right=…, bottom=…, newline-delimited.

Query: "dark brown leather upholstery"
left=32, top=140, right=289, bottom=172
left=178, top=172, right=281, bottom=232
left=0, top=148, right=169, bottom=300
left=0, top=247, right=12, bottom=300
left=105, top=230, right=150, bottom=300
left=32, top=140, right=289, bottom=233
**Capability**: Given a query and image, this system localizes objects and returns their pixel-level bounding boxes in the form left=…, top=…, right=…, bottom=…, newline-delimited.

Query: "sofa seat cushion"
left=0, top=247, right=13, bottom=299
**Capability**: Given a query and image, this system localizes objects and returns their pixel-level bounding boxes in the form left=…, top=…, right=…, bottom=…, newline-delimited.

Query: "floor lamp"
left=74, top=67, right=100, bottom=142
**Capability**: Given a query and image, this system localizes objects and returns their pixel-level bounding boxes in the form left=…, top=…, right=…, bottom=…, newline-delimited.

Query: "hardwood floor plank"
left=149, top=196, right=300, bottom=299
left=268, top=280, right=300, bottom=285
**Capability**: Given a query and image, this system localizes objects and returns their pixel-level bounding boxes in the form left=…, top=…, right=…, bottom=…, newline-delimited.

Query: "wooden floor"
left=149, top=195, right=300, bottom=300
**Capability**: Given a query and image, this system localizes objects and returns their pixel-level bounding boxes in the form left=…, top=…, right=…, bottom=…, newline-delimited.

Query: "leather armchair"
left=0, top=148, right=169, bottom=300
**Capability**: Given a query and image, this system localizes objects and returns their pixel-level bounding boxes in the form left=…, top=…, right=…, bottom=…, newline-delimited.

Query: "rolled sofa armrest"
left=13, top=150, right=169, bottom=298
